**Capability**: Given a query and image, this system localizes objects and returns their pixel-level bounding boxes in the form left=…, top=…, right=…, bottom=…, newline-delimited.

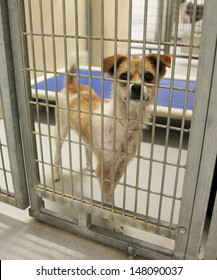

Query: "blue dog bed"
left=32, top=69, right=195, bottom=119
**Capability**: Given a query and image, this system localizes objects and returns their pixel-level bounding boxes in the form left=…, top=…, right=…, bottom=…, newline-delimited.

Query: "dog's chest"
left=113, top=126, right=138, bottom=155
left=93, top=120, right=139, bottom=158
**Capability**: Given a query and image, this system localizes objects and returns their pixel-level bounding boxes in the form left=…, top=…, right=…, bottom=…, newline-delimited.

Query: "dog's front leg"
left=85, top=145, right=95, bottom=172
left=96, top=162, right=115, bottom=204
left=96, top=161, right=124, bottom=233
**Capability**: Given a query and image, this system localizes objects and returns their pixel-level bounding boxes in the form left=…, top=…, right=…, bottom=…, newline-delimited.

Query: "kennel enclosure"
left=0, top=0, right=217, bottom=259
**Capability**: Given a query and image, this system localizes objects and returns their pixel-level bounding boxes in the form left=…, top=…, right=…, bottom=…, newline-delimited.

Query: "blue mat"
left=32, top=69, right=195, bottom=110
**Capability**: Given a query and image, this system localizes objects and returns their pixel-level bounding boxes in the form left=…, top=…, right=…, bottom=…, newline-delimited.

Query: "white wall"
left=90, top=0, right=131, bottom=66
left=24, top=0, right=87, bottom=75
left=25, top=0, right=131, bottom=71
left=24, top=0, right=169, bottom=71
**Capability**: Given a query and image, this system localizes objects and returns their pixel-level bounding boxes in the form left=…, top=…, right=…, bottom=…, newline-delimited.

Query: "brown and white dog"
left=53, top=53, right=171, bottom=232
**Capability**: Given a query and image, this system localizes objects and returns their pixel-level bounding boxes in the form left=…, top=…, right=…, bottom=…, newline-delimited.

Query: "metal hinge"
left=126, top=245, right=136, bottom=259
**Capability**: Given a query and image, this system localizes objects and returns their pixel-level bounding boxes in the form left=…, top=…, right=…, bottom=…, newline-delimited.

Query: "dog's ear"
left=145, top=53, right=171, bottom=77
left=103, top=54, right=127, bottom=76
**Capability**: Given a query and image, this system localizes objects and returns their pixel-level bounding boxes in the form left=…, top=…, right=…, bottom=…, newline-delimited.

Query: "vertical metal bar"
left=0, top=0, right=29, bottom=209
left=0, top=101, right=11, bottom=198
left=9, top=0, right=43, bottom=213
left=169, top=0, right=198, bottom=228
left=154, top=0, right=167, bottom=225
left=78, top=212, right=91, bottom=230
left=110, top=0, right=119, bottom=210
left=38, top=0, right=55, bottom=191
left=185, top=41, right=217, bottom=259
left=0, top=89, right=3, bottom=119
left=61, top=0, right=68, bottom=196
left=27, top=0, right=46, bottom=188
left=100, top=0, right=105, bottom=206
left=74, top=0, right=84, bottom=201
left=62, top=0, right=74, bottom=197
left=164, top=0, right=173, bottom=54
left=122, top=0, right=132, bottom=214
left=0, top=139, right=10, bottom=196
left=50, top=0, right=60, bottom=194
left=146, top=0, right=164, bottom=220
left=174, top=0, right=217, bottom=259
left=86, top=0, right=94, bottom=204
left=133, top=0, right=148, bottom=215
left=4, top=0, right=45, bottom=211
left=157, top=0, right=180, bottom=227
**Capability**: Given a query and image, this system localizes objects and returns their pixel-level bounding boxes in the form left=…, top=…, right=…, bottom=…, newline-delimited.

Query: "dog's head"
left=103, top=53, right=171, bottom=105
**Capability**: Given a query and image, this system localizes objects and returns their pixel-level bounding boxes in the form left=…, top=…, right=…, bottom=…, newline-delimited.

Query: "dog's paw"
left=84, top=167, right=94, bottom=173
left=53, top=174, right=60, bottom=182
left=53, top=167, right=60, bottom=181
left=85, top=163, right=95, bottom=173
left=107, top=220, right=123, bottom=233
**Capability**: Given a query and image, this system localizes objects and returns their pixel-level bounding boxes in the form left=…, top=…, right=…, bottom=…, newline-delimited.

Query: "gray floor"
left=0, top=202, right=133, bottom=259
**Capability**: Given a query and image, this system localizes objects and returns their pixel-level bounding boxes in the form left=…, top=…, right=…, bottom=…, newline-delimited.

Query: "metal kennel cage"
left=165, top=0, right=204, bottom=56
left=0, top=0, right=217, bottom=259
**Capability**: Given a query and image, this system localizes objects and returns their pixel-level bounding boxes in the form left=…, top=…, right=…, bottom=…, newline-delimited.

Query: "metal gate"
left=0, top=0, right=217, bottom=259
left=0, top=1, right=29, bottom=209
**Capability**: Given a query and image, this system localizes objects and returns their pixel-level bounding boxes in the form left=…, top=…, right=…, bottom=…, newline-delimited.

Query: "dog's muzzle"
left=130, top=84, right=149, bottom=102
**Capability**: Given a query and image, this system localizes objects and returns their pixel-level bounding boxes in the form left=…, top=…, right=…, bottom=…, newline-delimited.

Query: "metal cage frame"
left=0, top=0, right=217, bottom=260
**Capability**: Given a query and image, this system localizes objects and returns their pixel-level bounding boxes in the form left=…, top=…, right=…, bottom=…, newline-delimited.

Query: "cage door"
left=0, top=1, right=29, bottom=209
left=173, top=0, right=217, bottom=259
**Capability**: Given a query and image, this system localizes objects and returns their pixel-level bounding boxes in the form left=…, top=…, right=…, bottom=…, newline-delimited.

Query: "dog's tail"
left=65, top=64, right=94, bottom=95
left=65, top=65, right=78, bottom=94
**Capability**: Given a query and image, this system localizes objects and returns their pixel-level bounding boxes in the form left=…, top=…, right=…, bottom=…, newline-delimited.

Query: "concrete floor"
left=0, top=202, right=133, bottom=259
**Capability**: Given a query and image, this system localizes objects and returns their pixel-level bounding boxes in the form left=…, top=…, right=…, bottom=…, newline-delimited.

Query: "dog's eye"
left=144, top=72, right=154, bottom=83
left=119, top=73, right=128, bottom=81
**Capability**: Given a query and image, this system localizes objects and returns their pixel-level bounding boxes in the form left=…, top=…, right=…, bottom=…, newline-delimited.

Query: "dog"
left=53, top=53, right=171, bottom=232
left=180, top=0, right=204, bottom=23
left=186, top=2, right=203, bottom=23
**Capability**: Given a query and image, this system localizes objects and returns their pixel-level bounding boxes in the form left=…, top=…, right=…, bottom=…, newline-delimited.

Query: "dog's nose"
left=131, top=84, right=141, bottom=100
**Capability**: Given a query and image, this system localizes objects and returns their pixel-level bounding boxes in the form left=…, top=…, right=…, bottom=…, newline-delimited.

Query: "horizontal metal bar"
left=30, top=206, right=173, bottom=259
left=0, top=167, right=12, bottom=174
left=36, top=187, right=177, bottom=239
left=0, top=192, right=17, bottom=207
left=0, top=143, right=8, bottom=149
left=33, top=135, right=186, bottom=169
left=22, top=31, right=201, bottom=49
left=36, top=156, right=183, bottom=199
left=28, top=73, right=196, bottom=96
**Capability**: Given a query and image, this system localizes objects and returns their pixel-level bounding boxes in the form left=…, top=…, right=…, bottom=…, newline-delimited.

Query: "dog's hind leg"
left=53, top=104, right=68, bottom=181
left=85, top=146, right=91, bottom=170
